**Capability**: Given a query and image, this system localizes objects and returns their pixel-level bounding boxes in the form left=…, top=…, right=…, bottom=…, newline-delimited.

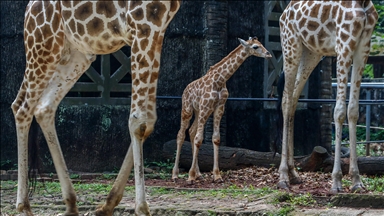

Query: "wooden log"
left=162, top=140, right=384, bottom=175
left=162, top=140, right=281, bottom=172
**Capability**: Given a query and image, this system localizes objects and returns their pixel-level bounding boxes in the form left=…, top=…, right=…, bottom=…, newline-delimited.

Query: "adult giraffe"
left=11, top=1, right=180, bottom=215
left=278, top=0, right=378, bottom=193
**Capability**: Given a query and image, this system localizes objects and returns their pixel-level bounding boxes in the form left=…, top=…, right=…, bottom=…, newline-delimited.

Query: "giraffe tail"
left=28, top=117, right=42, bottom=197
left=273, top=71, right=285, bottom=158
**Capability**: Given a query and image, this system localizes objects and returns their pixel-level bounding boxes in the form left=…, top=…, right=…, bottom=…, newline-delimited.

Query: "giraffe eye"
left=252, top=45, right=259, bottom=50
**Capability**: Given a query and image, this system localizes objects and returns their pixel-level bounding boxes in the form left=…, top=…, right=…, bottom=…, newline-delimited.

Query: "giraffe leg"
left=288, top=48, right=323, bottom=184
left=278, top=42, right=302, bottom=190
left=106, top=14, right=175, bottom=214
left=12, top=39, right=93, bottom=215
left=331, top=40, right=363, bottom=193
left=188, top=110, right=212, bottom=184
left=331, top=50, right=353, bottom=193
left=12, top=2, right=64, bottom=214
left=278, top=45, right=322, bottom=189
left=35, top=46, right=93, bottom=216
left=347, top=22, right=375, bottom=192
left=172, top=106, right=192, bottom=181
left=12, top=97, right=33, bottom=216
left=211, top=89, right=228, bottom=182
left=188, top=114, right=202, bottom=178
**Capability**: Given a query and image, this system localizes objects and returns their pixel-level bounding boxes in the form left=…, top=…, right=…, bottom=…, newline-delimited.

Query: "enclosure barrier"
left=157, top=82, right=384, bottom=156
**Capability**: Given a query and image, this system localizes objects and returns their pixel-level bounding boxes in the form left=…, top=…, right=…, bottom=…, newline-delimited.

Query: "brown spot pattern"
left=132, top=8, right=144, bottom=21
left=74, top=2, right=93, bottom=21
left=352, top=21, right=362, bottom=37
left=86, top=17, right=104, bottom=36
left=137, top=87, right=148, bottom=96
left=146, top=2, right=166, bottom=27
left=150, top=72, right=158, bottom=84
left=62, top=11, right=72, bottom=20
left=107, top=18, right=121, bottom=35
left=130, top=1, right=143, bottom=9
left=77, top=23, right=85, bottom=36
left=139, top=71, right=149, bottom=83
left=96, top=1, right=117, bottom=18
left=307, top=20, right=319, bottom=31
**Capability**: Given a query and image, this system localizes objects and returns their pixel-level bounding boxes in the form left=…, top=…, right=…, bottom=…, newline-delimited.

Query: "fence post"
left=365, top=89, right=371, bottom=156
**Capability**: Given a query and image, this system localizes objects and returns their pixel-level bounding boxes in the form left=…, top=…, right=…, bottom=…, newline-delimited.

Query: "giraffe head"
left=238, top=37, right=272, bottom=59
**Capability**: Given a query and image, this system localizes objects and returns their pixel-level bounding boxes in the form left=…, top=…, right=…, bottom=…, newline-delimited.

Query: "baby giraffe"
left=172, top=37, right=272, bottom=183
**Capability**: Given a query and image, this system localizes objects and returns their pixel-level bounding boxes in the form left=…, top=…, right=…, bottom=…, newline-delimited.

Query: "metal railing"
left=157, top=82, right=384, bottom=156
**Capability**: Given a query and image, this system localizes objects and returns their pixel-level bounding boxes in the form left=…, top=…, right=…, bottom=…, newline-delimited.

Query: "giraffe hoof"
left=172, top=177, right=178, bottom=183
left=95, top=205, right=112, bottom=216
left=290, top=177, right=302, bottom=185
left=63, top=212, right=79, bottom=216
left=213, top=177, right=223, bottom=183
left=277, top=181, right=290, bottom=190
left=350, top=184, right=365, bottom=193
left=186, top=179, right=195, bottom=185
left=330, top=187, right=343, bottom=194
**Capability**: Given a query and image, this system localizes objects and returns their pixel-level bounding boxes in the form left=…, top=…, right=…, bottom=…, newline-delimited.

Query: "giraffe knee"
left=213, top=138, right=220, bottom=146
left=34, top=105, right=55, bottom=124
left=333, top=104, right=346, bottom=123
left=11, top=101, right=21, bottom=116
left=347, top=103, right=359, bottom=123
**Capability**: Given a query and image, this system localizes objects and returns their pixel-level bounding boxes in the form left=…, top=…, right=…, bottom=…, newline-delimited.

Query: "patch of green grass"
left=0, top=180, right=18, bottom=191
left=148, top=187, right=173, bottom=196
left=363, top=175, right=384, bottom=193
left=73, top=182, right=113, bottom=193
left=268, top=191, right=316, bottom=215
left=270, top=205, right=295, bottom=216
left=341, top=175, right=384, bottom=194
left=289, top=193, right=316, bottom=206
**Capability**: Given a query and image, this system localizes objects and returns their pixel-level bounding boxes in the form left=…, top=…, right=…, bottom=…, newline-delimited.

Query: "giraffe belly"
left=64, top=32, right=127, bottom=55
left=302, top=38, right=337, bottom=56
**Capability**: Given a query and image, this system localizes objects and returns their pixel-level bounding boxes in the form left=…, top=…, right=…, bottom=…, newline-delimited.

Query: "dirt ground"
left=1, top=166, right=383, bottom=216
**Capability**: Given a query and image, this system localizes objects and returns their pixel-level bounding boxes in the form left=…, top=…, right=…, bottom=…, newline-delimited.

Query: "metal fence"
left=157, top=82, right=384, bottom=156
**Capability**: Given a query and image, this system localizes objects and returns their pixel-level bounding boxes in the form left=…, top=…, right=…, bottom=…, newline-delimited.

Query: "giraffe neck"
left=207, top=45, right=250, bottom=86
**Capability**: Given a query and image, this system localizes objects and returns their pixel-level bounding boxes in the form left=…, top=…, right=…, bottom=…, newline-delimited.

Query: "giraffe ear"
left=238, top=38, right=248, bottom=47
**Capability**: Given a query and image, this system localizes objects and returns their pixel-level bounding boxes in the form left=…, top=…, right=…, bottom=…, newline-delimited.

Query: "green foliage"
left=145, top=159, right=174, bottom=173
left=363, top=175, right=384, bottom=192
left=342, top=175, right=384, bottom=193
left=269, top=205, right=295, bottom=216
left=73, top=182, right=113, bottom=193
left=363, top=64, right=374, bottom=78
left=341, top=125, right=384, bottom=142
left=70, top=174, right=80, bottom=179
left=373, top=3, right=384, bottom=35
left=267, top=191, right=317, bottom=216
left=289, top=193, right=316, bottom=206
left=101, top=173, right=116, bottom=180
left=0, top=160, right=17, bottom=170
left=271, top=192, right=316, bottom=207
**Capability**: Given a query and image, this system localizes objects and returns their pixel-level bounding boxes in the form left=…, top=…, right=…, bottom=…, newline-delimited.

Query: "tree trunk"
left=162, top=140, right=384, bottom=175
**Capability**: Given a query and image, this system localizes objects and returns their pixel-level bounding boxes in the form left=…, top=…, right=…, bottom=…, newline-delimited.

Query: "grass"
left=267, top=191, right=317, bottom=216
left=341, top=175, right=384, bottom=193
left=2, top=174, right=383, bottom=215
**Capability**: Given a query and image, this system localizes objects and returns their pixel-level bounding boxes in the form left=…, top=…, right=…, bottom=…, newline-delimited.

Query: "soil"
left=1, top=166, right=383, bottom=216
